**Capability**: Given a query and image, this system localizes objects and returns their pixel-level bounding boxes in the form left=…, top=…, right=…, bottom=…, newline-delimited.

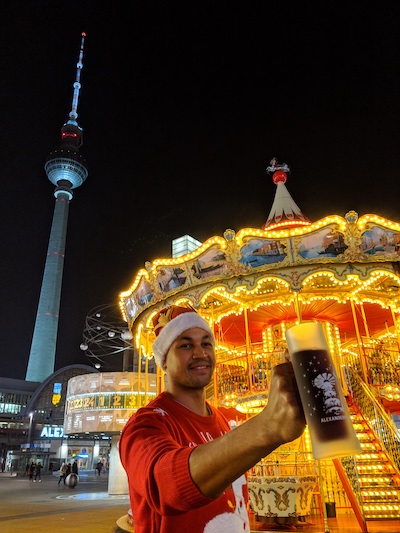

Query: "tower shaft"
left=25, top=192, right=71, bottom=381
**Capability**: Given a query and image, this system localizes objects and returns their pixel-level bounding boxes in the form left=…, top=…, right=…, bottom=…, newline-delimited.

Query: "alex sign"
left=40, top=425, right=64, bottom=438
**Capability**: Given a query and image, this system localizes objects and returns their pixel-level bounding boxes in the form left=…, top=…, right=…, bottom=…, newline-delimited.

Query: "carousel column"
left=359, top=303, right=370, bottom=338
left=108, top=434, right=128, bottom=495
left=293, top=289, right=303, bottom=322
left=144, top=351, right=152, bottom=404
left=149, top=327, right=165, bottom=393
left=210, top=304, right=218, bottom=401
left=390, top=307, right=400, bottom=349
left=243, top=307, right=253, bottom=392
left=350, top=298, right=368, bottom=382
left=358, top=303, right=372, bottom=383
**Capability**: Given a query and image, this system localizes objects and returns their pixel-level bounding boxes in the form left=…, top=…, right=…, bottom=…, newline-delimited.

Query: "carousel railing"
left=362, top=342, right=400, bottom=386
left=215, top=342, right=285, bottom=399
left=250, top=451, right=316, bottom=477
left=342, top=338, right=400, bottom=387
left=343, top=366, right=400, bottom=476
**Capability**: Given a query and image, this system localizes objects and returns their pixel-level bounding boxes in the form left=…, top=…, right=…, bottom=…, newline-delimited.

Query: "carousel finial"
left=266, top=158, right=290, bottom=175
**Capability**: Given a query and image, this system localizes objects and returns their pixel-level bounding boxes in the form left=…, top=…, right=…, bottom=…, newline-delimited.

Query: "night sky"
left=1, top=1, right=400, bottom=380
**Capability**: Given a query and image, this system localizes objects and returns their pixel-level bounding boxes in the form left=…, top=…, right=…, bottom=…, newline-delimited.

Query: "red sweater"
left=119, top=391, right=249, bottom=533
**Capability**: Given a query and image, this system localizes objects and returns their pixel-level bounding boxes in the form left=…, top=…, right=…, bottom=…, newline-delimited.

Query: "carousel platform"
left=250, top=514, right=400, bottom=532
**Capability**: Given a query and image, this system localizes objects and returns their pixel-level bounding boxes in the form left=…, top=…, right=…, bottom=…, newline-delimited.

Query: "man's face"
left=164, top=327, right=215, bottom=389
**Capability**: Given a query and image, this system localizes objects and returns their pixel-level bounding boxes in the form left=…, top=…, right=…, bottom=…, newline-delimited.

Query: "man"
left=33, top=461, right=42, bottom=482
left=96, top=461, right=103, bottom=475
left=119, top=305, right=305, bottom=533
left=72, top=460, right=78, bottom=475
left=58, top=462, right=67, bottom=485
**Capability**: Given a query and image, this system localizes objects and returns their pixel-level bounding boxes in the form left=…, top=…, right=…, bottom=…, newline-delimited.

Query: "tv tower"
left=25, top=33, right=88, bottom=382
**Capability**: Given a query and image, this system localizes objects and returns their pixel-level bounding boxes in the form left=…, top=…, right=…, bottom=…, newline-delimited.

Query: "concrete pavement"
left=0, top=470, right=129, bottom=533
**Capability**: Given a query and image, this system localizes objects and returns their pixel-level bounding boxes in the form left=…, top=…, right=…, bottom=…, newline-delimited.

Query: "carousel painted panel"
left=293, top=227, right=348, bottom=264
left=360, top=225, right=400, bottom=258
left=248, top=475, right=317, bottom=518
left=238, top=237, right=289, bottom=268
left=290, top=212, right=400, bottom=264
left=156, top=265, right=187, bottom=293
left=188, top=244, right=231, bottom=281
left=124, top=277, right=153, bottom=320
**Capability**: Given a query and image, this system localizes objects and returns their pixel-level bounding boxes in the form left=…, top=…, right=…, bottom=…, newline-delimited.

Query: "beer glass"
left=285, top=321, right=361, bottom=460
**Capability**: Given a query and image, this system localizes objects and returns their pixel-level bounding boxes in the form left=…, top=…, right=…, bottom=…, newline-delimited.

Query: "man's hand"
left=258, top=362, right=306, bottom=450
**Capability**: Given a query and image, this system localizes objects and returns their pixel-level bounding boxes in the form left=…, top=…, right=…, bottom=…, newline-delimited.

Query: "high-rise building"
left=25, top=33, right=88, bottom=382
left=172, top=234, right=202, bottom=258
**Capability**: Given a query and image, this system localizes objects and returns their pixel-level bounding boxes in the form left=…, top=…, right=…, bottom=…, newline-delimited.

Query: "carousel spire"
left=263, top=158, right=311, bottom=231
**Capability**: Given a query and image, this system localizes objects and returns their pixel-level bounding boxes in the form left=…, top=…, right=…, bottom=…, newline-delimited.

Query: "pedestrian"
left=49, top=461, right=54, bottom=473
left=23, top=462, right=29, bottom=476
left=71, top=460, right=78, bottom=475
left=119, top=305, right=305, bottom=533
left=96, top=461, right=103, bottom=475
left=28, top=462, right=35, bottom=482
left=33, top=462, right=42, bottom=482
left=66, top=463, right=71, bottom=478
left=58, top=462, right=67, bottom=485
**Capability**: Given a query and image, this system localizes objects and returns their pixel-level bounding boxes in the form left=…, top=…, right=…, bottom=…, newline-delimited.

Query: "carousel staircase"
left=335, top=405, right=400, bottom=520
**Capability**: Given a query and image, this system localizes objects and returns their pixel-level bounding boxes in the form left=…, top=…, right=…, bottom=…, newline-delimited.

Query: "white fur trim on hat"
left=152, top=312, right=214, bottom=369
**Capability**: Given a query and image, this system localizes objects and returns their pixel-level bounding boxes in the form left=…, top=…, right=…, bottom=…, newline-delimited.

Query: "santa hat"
left=152, top=305, right=214, bottom=369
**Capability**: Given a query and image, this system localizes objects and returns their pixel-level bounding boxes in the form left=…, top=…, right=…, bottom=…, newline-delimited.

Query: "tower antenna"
left=68, top=32, right=86, bottom=125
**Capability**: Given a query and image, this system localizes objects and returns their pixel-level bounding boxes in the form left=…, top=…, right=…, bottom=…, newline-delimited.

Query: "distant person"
left=49, top=461, right=54, bottom=473
left=58, top=462, right=67, bottom=485
left=71, top=460, right=78, bottom=475
left=28, top=462, right=35, bottom=482
left=34, top=462, right=42, bottom=482
left=24, top=462, right=30, bottom=476
left=66, top=463, right=71, bottom=478
left=96, top=461, right=103, bottom=475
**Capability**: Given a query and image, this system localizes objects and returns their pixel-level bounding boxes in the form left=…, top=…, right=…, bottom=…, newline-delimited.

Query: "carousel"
left=119, top=159, right=400, bottom=531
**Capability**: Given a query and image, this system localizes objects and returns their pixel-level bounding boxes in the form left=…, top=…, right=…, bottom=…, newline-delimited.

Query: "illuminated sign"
left=40, top=426, right=64, bottom=438
left=52, top=382, right=62, bottom=406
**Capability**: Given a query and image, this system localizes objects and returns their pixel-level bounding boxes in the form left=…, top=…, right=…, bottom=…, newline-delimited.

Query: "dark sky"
left=1, top=1, right=400, bottom=380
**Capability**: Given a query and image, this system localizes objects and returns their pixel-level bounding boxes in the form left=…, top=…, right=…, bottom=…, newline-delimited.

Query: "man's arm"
left=189, top=362, right=305, bottom=498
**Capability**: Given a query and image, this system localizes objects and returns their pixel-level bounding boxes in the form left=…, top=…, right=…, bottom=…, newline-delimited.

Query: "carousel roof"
left=119, top=160, right=400, bottom=412
left=120, top=158, right=400, bottom=348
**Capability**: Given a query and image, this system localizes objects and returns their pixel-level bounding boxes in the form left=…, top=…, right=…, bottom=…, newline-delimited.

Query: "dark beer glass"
left=285, top=322, right=361, bottom=460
